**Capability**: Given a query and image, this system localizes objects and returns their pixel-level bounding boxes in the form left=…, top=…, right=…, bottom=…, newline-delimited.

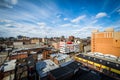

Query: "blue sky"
left=0, top=0, right=120, bottom=38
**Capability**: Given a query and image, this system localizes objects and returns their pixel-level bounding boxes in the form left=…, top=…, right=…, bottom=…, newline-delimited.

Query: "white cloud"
left=0, top=21, right=54, bottom=37
left=95, top=12, right=107, bottom=18
left=61, top=23, right=71, bottom=27
left=0, top=19, right=12, bottom=23
left=71, top=25, right=80, bottom=28
left=0, top=20, right=104, bottom=38
left=71, top=15, right=86, bottom=23
left=37, top=22, right=46, bottom=28
left=37, top=22, right=46, bottom=27
left=74, top=25, right=103, bottom=37
left=91, top=20, right=98, bottom=24
left=64, top=18, right=68, bottom=20
left=57, top=14, right=61, bottom=18
left=76, top=27, right=95, bottom=32
left=61, top=23, right=80, bottom=28
left=5, top=24, right=13, bottom=27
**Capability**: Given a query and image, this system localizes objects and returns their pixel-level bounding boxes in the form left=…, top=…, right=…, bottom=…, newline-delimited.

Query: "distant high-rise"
left=91, top=28, right=120, bottom=56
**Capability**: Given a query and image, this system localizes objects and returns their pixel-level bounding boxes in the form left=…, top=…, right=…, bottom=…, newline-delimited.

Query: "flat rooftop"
left=0, top=59, right=16, bottom=72
left=36, top=59, right=59, bottom=77
left=50, top=61, right=80, bottom=79
left=50, top=53, right=71, bottom=61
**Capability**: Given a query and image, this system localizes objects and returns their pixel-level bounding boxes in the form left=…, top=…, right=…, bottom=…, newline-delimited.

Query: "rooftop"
left=0, top=59, right=16, bottom=72
left=50, top=53, right=70, bottom=61
left=36, top=59, right=59, bottom=77
left=50, top=66, right=73, bottom=79
left=50, top=61, right=80, bottom=79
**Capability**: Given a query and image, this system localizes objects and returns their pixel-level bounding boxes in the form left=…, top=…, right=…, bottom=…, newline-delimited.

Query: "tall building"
left=69, top=36, right=74, bottom=42
left=91, top=28, right=120, bottom=56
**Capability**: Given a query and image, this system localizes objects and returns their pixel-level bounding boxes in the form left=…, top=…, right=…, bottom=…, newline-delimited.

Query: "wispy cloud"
left=0, top=19, right=13, bottom=23
left=74, top=25, right=103, bottom=37
left=57, top=14, right=61, bottom=18
left=61, top=23, right=80, bottom=28
left=71, top=15, right=86, bottom=23
left=37, top=22, right=46, bottom=28
left=64, top=18, right=68, bottom=20
left=76, top=26, right=101, bottom=32
left=61, top=23, right=71, bottom=27
left=91, top=20, right=98, bottom=24
left=0, top=0, right=18, bottom=8
left=95, top=12, right=107, bottom=18
left=0, top=20, right=54, bottom=37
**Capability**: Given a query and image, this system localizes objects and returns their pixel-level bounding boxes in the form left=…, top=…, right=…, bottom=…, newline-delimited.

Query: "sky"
left=0, top=0, right=120, bottom=38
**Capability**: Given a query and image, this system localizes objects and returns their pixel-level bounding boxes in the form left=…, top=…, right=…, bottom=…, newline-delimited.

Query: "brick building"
left=30, top=38, right=40, bottom=44
left=91, top=28, right=120, bottom=56
left=42, top=48, right=52, bottom=59
left=9, top=52, right=28, bottom=60
left=52, top=42, right=59, bottom=50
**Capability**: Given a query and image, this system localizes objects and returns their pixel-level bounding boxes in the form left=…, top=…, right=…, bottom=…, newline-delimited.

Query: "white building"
left=73, top=39, right=80, bottom=52
left=13, top=42, right=23, bottom=46
left=59, top=41, right=68, bottom=53
left=73, top=43, right=80, bottom=52
left=59, top=41, right=80, bottom=53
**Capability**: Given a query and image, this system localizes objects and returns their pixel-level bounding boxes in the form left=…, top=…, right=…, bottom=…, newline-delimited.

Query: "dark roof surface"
left=50, top=66, right=73, bottom=79
left=70, top=68, right=101, bottom=80
left=50, top=61, right=80, bottom=79
left=66, top=61, right=80, bottom=71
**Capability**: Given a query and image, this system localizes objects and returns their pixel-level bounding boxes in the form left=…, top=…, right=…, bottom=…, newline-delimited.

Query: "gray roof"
left=36, top=59, right=59, bottom=77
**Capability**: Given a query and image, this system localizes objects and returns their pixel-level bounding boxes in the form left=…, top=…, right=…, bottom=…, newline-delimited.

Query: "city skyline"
left=0, top=0, right=120, bottom=38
